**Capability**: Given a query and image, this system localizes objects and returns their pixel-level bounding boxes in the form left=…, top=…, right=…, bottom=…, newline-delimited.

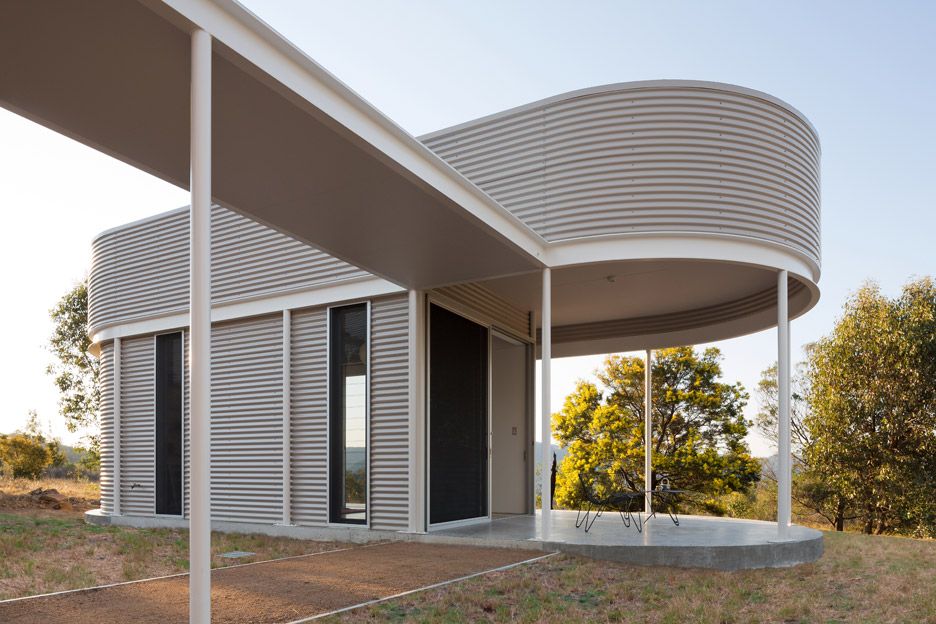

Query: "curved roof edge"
left=418, top=79, right=819, bottom=148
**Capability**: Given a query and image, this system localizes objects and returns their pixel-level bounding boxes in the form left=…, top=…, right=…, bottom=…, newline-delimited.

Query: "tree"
left=754, top=359, right=812, bottom=462
left=0, top=432, right=52, bottom=479
left=47, top=280, right=100, bottom=451
left=755, top=360, right=856, bottom=531
left=553, top=347, right=760, bottom=511
left=805, top=279, right=936, bottom=536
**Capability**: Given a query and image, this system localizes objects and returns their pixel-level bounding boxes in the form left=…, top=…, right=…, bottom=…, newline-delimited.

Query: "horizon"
left=2, top=1, right=934, bottom=458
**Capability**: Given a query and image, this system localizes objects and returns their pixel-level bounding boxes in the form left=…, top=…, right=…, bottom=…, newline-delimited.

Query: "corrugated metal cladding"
left=120, top=336, right=155, bottom=515
left=210, top=314, right=284, bottom=523
left=548, top=278, right=807, bottom=345
left=98, top=341, right=115, bottom=515
left=105, top=299, right=412, bottom=527
left=88, top=206, right=368, bottom=333
left=431, top=282, right=531, bottom=339
left=289, top=306, right=328, bottom=526
left=422, top=83, right=821, bottom=267
left=287, top=296, right=412, bottom=530
left=369, top=296, right=410, bottom=531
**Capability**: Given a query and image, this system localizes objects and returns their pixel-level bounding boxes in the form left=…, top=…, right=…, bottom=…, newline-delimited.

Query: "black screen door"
left=429, top=304, right=488, bottom=524
left=155, top=332, right=183, bottom=516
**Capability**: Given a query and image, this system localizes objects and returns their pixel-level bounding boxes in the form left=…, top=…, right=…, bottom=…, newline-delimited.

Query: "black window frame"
left=328, top=303, right=369, bottom=525
left=155, top=331, right=184, bottom=516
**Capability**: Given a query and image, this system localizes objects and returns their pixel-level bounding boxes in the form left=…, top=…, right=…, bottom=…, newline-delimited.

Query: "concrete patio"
left=429, top=511, right=823, bottom=571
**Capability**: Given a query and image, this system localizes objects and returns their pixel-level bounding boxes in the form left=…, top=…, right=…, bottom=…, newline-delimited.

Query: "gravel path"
left=0, top=542, right=545, bottom=623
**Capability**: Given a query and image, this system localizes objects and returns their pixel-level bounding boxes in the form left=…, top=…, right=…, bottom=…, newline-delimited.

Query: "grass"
left=0, top=511, right=345, bottom=600
left=0, top=477, right=100, bottom=501
left=327, top=531, right=936, bottom=624
left=0, top=478, right=348, bottom=600
left=4, top=478, right=934, bottom=622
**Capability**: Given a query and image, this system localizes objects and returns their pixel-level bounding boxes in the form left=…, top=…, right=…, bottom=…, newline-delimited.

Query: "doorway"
left=428, top=304, right=488, bottom=525
left=491, top=334, right=531, bottom=515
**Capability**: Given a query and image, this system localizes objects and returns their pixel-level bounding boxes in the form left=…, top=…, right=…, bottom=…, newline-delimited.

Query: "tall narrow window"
left=329, top=304, right=368, bottom=524
left=155, top=332, right=183, bottom=516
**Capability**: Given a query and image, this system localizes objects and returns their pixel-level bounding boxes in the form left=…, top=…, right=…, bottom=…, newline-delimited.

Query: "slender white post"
left=540, top=268, right=552, bottom=537
left=777, top=270, right=791, bottom=539
left=644, top=349, right=652, bottom=514
left=281, top=309, right=292, bottom=526
left=112, top=337, right=122, bottom=516
left=407, top=289, right=427, bottom=533
left=189, top=28, right=212, bottom=624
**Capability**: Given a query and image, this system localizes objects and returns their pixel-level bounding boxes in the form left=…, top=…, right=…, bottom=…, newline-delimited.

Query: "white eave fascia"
left=151, top=0, right=546, bottom=265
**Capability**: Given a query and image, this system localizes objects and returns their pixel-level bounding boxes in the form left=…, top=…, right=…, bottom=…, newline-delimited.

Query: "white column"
left=112, top=337, right=122, bottom=516
left=644, top=348, right=652, bottom=514
left=540, top=268, right=552, bottom=536
left=777, top=270, right=791, bottom=538
left=407, top=289, right=427, bottom=533
left=189, top=28, right=212, bottom=624
left=281, top=309, right=292, bottom=526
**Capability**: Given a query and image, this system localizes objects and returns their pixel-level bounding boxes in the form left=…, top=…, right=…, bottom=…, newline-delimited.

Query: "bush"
left=0, top=434, right=52, bottom=479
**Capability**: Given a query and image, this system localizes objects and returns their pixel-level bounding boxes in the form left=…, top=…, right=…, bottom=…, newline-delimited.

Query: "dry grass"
left=0, top=479, right=349, bottom=601
left=0, top=477, right=100, bottom=501
left=330, top=531, right=936, bottom=624
left=0, top=511, right=348, bottom=600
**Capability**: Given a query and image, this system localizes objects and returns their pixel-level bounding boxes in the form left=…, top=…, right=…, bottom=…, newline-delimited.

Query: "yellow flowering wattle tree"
left=553, top=347, right=760, bottom=510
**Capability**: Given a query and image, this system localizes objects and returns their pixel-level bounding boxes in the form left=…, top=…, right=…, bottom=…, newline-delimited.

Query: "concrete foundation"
left=86, top=509, right=823, bottom=571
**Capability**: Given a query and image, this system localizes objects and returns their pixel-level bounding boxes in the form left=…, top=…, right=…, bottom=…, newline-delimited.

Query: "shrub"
left=0, top=434, right=52, bottom=479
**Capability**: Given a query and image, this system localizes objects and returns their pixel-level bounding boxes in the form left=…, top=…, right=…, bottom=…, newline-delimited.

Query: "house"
left=3, top=2, right=822, bottom=613
left=85, top=81, right=821, bottom=537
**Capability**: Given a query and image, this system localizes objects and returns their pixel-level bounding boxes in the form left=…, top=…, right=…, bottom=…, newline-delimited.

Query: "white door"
left=491, top=334, right=529, bottom=514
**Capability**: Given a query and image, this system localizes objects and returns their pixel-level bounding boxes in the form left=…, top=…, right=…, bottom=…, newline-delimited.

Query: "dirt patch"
left=0, top=542, right=543, bottom=623
left=0, top=478, right=98, bottom=517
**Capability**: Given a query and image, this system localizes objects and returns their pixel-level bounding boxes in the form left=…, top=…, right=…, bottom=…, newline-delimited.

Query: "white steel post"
left=541, top=268, right=552, bottom=537
left=777, top=270, right=792, bottom=539
left=189, top=28, right=212, bottom=624
left=407, top=289, right=427, bottom=533
left=644, top=349, right=652, bottom=514
left=281, top=309, right=291, bottom=526
left=113, top=337, right=122, bottom=516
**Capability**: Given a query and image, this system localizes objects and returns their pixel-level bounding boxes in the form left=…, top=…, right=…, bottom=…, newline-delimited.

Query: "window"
left=329, top=304, right=368, bottom=524
left=155, top=332, right=183, bottom=516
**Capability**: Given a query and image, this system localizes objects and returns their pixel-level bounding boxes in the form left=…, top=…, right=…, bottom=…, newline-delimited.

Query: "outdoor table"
left=642, top=488, right=693, bottom=527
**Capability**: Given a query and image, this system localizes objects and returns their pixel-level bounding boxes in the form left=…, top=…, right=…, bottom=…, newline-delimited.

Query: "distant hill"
left=533, top=442, right=567, bottom=468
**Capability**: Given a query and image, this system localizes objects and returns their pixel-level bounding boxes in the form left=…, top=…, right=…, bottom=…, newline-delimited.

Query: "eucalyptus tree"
left=553, top=347, right=760, bottom=509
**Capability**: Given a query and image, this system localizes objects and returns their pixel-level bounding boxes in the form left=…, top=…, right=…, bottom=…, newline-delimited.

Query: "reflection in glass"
left=329, top=304, right=368, bottom=523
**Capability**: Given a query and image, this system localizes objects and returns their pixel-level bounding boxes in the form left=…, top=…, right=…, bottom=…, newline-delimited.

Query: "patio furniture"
left=634, top=474, right=694, bottom=527
left=647, top=486, right=692, bottom=527
left=575, top=473, right=645, bottom=533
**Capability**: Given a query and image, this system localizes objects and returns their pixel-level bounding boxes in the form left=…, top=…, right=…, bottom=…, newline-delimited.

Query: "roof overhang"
left=0, top=0, right=545, bottom=289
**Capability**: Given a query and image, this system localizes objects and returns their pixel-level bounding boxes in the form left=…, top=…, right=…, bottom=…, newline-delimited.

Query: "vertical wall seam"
left=113, top=337, right=122, bottom=516
left=282, top=309, right=292, bottom=525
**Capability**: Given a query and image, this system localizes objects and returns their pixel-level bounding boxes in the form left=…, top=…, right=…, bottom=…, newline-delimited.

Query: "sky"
left=1, top=1, right=934, bottom=456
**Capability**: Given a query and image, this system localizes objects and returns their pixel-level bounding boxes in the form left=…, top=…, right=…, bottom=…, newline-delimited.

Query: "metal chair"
left=575, top=472, right=645, bottom=533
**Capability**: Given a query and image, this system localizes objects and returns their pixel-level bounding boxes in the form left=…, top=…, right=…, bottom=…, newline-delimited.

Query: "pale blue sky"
left=1, top=2, right=933, bottom=455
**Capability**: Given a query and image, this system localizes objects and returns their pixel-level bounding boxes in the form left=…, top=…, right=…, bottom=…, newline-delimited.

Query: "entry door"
left=429, top=304, right=489, bottom=525
left=491, top=335, right=530, bottom=514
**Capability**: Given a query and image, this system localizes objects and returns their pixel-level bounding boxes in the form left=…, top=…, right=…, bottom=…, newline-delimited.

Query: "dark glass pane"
left=329, top=304, right=368, bottom=524
left=429, top=304, right=488, bottom=524
left=155, top=332, right=183, bottom=516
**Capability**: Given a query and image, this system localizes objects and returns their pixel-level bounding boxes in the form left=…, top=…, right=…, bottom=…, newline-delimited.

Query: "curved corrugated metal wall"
left=88, top=206, right=368, bottom=333
left=98, top=341, right=115, bottom=515
left=120, top=336, right=155, bottom=516
left=421, top=82, right=820, bottom=268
